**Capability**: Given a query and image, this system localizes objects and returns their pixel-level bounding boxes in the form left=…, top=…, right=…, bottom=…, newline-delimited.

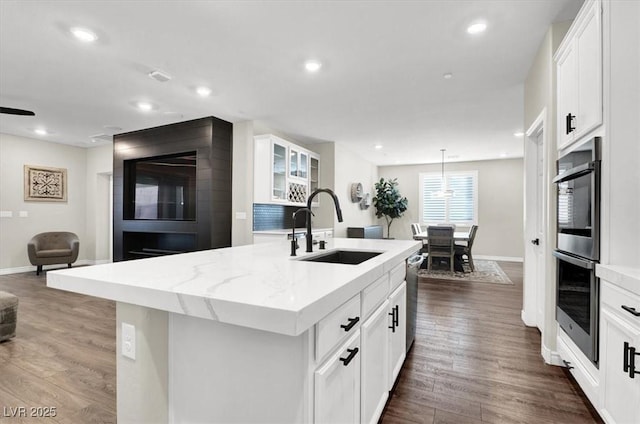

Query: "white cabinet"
left=555, top=0, right=602, bottom=149
left=315, top=331, right=361, bottom=424
left=388, top=281, right=407, bottom=386
left=254, top=134, right=320, bottom=206
left=599, top=280, right=640, bottom=424
left=272, top=140, right=288, bottom=201
left=361, top=300, right=389, bottom=424
left=290, top=148, right=309, bottom=180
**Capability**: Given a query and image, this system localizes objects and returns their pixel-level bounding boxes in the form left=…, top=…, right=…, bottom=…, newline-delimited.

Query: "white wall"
left=332, top=143, right=378, bottom=237
left=310, top=142, right=336, bottom=229
left=232, top=120, right=255, bottom=247
left=379, top=158, right=524, bottom=259
left=85, top=144, right=113, bottom=262
left=0, top=133, right=89, bottom=270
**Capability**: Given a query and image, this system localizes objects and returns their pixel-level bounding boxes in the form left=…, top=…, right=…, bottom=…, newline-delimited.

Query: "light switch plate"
left=235, top=212, right=247, bottom=220
left=19, top=211, right=28, bottom=218
left=0, top=211, right=12, bottom=218
left=121, top=322, right=136, bottom=360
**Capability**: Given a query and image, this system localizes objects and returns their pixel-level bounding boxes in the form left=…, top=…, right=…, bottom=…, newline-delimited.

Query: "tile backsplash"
left=253, top=203, right=307, bottom=231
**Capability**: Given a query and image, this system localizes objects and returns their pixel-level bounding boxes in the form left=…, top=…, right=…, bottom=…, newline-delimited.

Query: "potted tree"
left=373, top=178, right=408, bottom=239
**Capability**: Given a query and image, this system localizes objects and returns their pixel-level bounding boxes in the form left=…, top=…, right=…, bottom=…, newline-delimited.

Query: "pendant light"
left=434, top=149, right=454, bottom=198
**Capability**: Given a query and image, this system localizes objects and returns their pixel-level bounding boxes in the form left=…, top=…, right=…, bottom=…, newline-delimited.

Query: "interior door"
left=535, top=135, right=545, bottom=330
left=523, top=126, right=545, bottom=331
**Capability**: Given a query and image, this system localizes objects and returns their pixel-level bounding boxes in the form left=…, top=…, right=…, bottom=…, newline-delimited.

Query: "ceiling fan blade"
left=0, top=107, right=35, bottom=116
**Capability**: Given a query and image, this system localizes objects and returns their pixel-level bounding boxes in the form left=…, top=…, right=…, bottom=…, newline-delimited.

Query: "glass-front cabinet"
left=310, top=154, right=320, bottom=206
left=272, top=141, right=287, bottom=201
left=289, top=149, right=309, bottom=180
left=254, top=134, right=320, bottom=207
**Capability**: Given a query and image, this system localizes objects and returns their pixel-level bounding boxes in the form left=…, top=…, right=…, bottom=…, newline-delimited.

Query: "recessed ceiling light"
left=304, top=60, right=322, bottom=72
left=196, top=86, right=212, bottom=97
left=34, top=128, right=48, bottom=136
left=70, top=27, right=98, bottom=43
left=375, top=144, right=383, bottom=150
left=513, top=132, right=525, bottom=137
left=136, top=102, right=153, bottom=112
left=467, top=22, right=487, bottom=35
left=500, top=152, right=508, bottom=157
left=443, top=73, right=453, bottom=79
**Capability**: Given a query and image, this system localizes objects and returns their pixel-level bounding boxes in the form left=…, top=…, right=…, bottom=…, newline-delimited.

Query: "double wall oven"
left=552, top=137, right=601, bottom=365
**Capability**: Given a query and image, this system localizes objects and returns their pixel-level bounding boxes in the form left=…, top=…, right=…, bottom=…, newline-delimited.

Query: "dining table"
left=412, top=229, right=470, bottom=242
left=412, top=228, right=472, bottom=272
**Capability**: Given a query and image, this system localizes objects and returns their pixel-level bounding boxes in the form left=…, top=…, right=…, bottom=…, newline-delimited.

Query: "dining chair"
left=410, top=223, right=427, bottom=254
left=455, top=225, right=478, bottom=272
left=427, top=226, right=455, bottom=272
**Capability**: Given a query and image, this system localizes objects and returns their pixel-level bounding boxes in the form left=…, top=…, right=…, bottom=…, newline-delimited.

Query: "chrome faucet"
left=291, top=208, right=314, bottom=256
left=306, top=188, right=343, bottom=252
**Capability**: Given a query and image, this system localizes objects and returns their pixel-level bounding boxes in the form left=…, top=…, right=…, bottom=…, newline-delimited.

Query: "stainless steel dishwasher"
left=406, top=253, right=423, bottom=352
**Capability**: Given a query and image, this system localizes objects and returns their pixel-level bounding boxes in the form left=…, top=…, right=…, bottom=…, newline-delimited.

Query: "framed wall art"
left=24, top=165, right=67, bottom=202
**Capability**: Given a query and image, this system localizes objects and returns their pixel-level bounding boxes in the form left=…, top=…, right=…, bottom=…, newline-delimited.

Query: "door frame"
left=522, top=109, right=548, bottom=330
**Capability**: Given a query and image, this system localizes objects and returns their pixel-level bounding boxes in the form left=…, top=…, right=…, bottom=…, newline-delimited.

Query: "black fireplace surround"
left=113, top=117, right=232, bottom=261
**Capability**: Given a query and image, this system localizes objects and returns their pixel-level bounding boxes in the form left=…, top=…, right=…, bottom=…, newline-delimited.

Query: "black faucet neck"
left=306, top=188, right=343, bottom=253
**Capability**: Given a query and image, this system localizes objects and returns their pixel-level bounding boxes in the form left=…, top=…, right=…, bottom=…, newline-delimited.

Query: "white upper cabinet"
left=555, top=0, right=602, bottom=149
left=254, top=135, right=320, bottom=207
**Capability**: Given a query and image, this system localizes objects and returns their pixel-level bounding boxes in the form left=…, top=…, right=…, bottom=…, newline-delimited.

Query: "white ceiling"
left=0, top=0, right=583, bottom=165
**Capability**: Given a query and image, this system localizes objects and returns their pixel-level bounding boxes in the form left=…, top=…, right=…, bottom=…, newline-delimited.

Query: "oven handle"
left=552, top=250, right=596, bottom=269
left=552, top=162, right=595, bottom=184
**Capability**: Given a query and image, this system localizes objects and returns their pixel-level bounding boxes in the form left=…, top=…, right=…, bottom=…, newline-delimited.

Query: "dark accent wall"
left=113, top=117, right=232, bottom=261
left=253, top=204, right=307, bottom=231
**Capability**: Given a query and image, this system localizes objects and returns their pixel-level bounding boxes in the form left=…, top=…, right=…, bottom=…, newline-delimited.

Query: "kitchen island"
left=48, top=238, right=421, bottom=423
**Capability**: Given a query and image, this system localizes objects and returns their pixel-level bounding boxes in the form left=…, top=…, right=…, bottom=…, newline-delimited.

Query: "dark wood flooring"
left=0, top=271, right=116, bottom=423
left=381, top=261, right=603, bottom=424
left=0, top=262, right=600, bottom=423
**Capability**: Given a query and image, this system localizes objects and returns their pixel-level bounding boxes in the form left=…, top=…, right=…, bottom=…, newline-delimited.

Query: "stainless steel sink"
left=299, top=250, right=382, bottom=265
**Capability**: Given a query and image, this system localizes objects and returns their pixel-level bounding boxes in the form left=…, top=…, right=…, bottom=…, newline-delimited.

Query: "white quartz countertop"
left=596, top=264, right=640, bottom=296
left=47, top=238, right=421, bottom=336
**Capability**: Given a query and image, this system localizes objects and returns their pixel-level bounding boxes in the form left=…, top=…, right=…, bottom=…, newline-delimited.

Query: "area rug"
left=418, top=260, right=513, bottom=285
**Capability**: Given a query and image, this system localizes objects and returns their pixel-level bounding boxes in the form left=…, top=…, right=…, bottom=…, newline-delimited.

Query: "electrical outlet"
left=121, top=322, right=136, bottom=360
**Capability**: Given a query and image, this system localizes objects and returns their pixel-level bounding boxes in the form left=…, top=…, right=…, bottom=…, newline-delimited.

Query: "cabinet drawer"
left=361, top=274, right=389, bottom=320
left=389, top=262, right=406, bottom=291
left=602, top=280, right=640, bottom=322
left=316, top=294, right=361, bottom=362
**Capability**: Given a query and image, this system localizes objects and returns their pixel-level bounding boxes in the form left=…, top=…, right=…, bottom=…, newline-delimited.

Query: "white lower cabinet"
left=315, top=331, right=361, bottom=424
left=388, top=281, right=407, bottom=386
left=361, top=300, right=390, bottom=424
left=599, top=280, right=640, bottom=424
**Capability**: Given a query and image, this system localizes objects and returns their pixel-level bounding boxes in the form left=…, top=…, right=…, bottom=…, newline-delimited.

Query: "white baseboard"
left=521, top=309, right=537, bottom=327
left=542, top=343, right=564, bottom=366
left=474, top=255, right=523, bottom=263
left=0, top=259, right=109, bottom=276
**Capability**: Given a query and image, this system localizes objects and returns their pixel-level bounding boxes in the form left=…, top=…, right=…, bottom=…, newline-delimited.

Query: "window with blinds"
left=419, top=171, right=478, bottom=225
